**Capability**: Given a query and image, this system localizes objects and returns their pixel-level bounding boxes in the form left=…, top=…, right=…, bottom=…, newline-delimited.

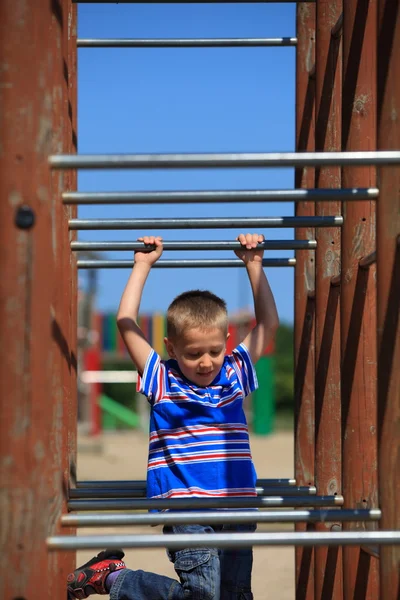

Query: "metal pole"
left=314, top=1, right=343, bottom=597
left=62, top=188, right=379, bottom=204
left=75, top=478, right=297, bottom=488
left=69, top=216, right=343, bottom=230
left=49, top=150, right=400, bottom=170
left=68, top=495, right=344, bottom=512
left=73, top=0, right=316, bottom=3
left=71, top=240, right=316, bottom=252
left=77, top=37, right=298, bottom=48
left=342, top=0, right=379, bottom=597
left=47, top=531, right=400, bottom=552
left=62, top=509, right=382, bottom=528
left=0, top=1, right=77, bottom=598
left=331, top=13, right=344, bottom=39
left=69, top=485, right=317, bottom=499
left=295, top=4, right=316, bottom=599
left=377, top=1, right=400, bottom=596
left=77, top=258, right=297, bottom=269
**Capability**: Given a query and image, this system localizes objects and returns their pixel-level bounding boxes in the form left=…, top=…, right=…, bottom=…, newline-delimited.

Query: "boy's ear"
left=226, top=332, right=230, bottom=341
left=164, top=337, right=176, bottom=358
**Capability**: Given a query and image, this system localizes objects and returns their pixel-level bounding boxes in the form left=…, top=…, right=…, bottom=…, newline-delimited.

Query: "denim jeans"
left=109, top=523, right=256, bottom=600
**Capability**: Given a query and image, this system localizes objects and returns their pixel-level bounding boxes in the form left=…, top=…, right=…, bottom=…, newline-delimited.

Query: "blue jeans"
left=109, top=523, right=256, bottom=600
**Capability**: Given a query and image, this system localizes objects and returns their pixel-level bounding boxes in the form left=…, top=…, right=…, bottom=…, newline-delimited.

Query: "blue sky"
left=77, top=3, right=297, bottom=323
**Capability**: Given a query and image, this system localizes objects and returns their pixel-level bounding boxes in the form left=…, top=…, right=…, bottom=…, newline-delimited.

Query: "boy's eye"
left=187, top=352, right=200, bottom=359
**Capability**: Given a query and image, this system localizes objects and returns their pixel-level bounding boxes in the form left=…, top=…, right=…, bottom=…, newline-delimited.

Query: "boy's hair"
left=166, top=290, right=228, bottom=340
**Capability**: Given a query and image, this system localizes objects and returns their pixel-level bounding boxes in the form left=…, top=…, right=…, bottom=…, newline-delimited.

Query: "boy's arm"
left=117, top=236, right=163, bottom=374
left=235, top=233, right=279, bottom=365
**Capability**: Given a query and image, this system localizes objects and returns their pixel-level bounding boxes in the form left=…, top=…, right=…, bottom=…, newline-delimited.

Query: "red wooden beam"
left=314, top=1, right=343, bottom=597
left=377, top=1, right=400, bottom=597
left=341, top=0, right=379, bottom=597
left=295, top=4, right=316, bottom=599
left=0, top=1, right=77, bottom=597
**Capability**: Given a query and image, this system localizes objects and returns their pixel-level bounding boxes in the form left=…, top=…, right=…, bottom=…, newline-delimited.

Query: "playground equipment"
left=1, top=1, right=399, bottom=599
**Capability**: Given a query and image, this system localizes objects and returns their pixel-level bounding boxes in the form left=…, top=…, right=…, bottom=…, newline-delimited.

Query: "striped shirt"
left=137, top=343, right=258, bottom=503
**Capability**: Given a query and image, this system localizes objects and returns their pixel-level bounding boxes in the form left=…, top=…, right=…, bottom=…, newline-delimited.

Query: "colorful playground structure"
left=1, top=1, right=400, bottom=599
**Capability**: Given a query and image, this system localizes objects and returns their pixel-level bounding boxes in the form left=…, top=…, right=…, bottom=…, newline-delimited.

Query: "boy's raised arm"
left=117, top=236, right=163, bottom=375
left=235, top=233, right=279, bottom=365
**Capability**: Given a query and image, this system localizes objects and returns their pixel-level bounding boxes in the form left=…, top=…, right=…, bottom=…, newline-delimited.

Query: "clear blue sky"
left=77, top=3, right=296, bottom=323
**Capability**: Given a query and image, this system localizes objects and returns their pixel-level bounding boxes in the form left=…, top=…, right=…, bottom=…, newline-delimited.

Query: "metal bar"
left=361, top=545, right=380, bottom=560
left=49, top=151, right=400, bottom=170
left=77, top=258, right=297, bottom=269
left=314, top=1, right=343, bottom=597
left=69, top=216, right=343, bottom=230
left=342, top=0, right=379, bottom=597
left=71, top=240, right=317, bottom=252
left=72, top=1, right=316, bottom=3
left=47, top=531, right=400, bottom=552
left=331, top=274, right=341, bottom=287
left=75, top=478, right=297, bottom=488
left=295, top=5, right=316, bottom=600
left=61, top=509, right=382, bottom=528
left=62, top=188, right=379, bottom=204
left=331, top=13, right=344, bottom=38
left=359, top=250, right=377, bottom=269
left=68, top=495, right=344, bottom=512
left=377, top=1, right=400, bottom=596
left=69, top=486, right=317, bottom=499
left=77, top=37, right=297, bottom=48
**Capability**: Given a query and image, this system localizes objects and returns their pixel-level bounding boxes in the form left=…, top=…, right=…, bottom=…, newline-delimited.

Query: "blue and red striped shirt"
left=137, top=343, right=258, bottom=502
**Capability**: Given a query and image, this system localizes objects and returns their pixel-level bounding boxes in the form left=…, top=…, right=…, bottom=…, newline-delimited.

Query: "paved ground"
left=76, top=429, right=295, bottom=599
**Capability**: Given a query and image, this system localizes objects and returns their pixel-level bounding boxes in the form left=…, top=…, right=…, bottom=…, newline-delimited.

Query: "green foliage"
left=274, top=322, right=294, bottom=409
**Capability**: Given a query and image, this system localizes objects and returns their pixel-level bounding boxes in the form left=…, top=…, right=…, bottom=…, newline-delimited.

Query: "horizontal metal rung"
left=49, top=151, right=400, bottom=170
left=71, top=240, right=316, bottom=252
left=77, top=258, right=296, bottom=269
left=62, top=188, right=379, bottom=204
left=75, top=478, right=297, bottom=489
left=69, top=486, right=317, bottom=499
left=62, top=509, right=381, bottom=528
left=69, top=216, right=343, bottom=230
left=68, top=495, right=344, bottom=512
left=78, top=37, right=297, bottom=48
left=72, top=1, right=316, bottom=4
left=359, top=250, right=376, bottom=268
left=47, top=531, right=400, bottom=552
left=331, top=13, right=343, bottom=38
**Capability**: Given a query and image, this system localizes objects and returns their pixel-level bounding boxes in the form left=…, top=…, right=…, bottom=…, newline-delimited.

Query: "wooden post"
left=314, top=2, right=343, bottom=598
left=341, top=0, right=379, bottom=597
left=377, top=1, right=400, bottom=597
left=295, top=4, right=316, bottom=599
left=0, top=1, right=77, bottom=596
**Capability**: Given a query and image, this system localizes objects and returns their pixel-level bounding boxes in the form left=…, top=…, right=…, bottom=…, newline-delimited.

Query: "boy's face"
left=164, top=326, right=228, bottom=387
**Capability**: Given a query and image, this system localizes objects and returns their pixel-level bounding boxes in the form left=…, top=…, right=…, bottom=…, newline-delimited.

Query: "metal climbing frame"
left=1, top=2, right=399, bottom=600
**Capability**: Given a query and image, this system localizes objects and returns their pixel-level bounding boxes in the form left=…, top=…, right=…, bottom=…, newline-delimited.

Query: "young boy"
left=68, top=232, right=279, bottom=600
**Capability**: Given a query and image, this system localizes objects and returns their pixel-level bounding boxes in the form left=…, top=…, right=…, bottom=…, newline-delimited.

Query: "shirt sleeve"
left=136, top=349, right=165, bottom=405
left=230, top=343, right=259, bottom=397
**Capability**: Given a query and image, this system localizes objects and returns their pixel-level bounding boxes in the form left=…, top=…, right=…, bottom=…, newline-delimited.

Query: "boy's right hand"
left=134, top=236, right=163, bottom=266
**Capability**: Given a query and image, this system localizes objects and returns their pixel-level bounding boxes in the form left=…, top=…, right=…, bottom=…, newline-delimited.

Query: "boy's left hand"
left=235, top=233, right=265, bottom=265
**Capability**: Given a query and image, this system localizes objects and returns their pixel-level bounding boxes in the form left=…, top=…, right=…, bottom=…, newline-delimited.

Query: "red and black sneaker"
left=67, top=549, right=126, bottom=599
